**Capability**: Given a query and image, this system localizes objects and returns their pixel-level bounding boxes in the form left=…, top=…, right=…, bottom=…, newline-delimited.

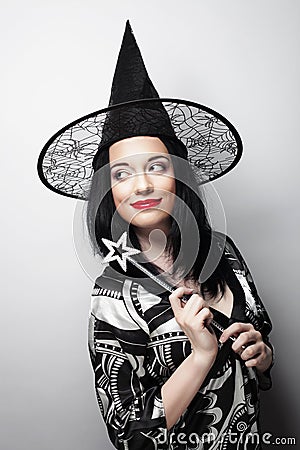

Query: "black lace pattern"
left=38, top=99, right=242, bottom=200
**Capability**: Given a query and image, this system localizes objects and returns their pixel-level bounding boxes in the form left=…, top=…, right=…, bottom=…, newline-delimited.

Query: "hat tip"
left=125, top=19, right=132, bottom=30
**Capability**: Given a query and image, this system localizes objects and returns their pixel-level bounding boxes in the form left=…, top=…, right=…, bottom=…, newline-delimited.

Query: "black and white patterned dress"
left=88, top=236, right=273, bottom=449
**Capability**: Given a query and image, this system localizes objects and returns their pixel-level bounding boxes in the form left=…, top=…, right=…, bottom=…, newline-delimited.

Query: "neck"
left=134, top=220, right=170, bottom=246
left=134, top=220, right=171, bottom=261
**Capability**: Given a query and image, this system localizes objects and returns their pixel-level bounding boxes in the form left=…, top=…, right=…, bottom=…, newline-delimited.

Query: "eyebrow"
left=110, top=155, right=170, bottom=170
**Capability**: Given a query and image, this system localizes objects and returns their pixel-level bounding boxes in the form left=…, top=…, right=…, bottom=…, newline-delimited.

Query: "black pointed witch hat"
left=96, top=21, right=178, bottom=158
left=107, top=20, right=161, bottom=105
left=37, top=20, right=242, bottom=200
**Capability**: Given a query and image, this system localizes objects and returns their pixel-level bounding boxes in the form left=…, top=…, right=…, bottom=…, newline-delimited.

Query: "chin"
left=129, top=210, right=171, bottom=229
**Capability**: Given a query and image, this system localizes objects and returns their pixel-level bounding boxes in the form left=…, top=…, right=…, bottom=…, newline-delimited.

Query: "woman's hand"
left=169, top=287, right=218, bottom=362
left=219, top=323, right=273, bottom=373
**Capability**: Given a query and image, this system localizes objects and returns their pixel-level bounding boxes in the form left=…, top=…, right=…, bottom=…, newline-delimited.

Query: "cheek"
left=160, top=176, right=176, bottom=198
left=152, top=173, right=175, bottom=192
left=166, top=178, right=176, bottom=211
left=168, top=177, right=176, bottom=194
left=111, top=181, right=133, bottom=209
left=157, top=176, right=176, bottom=212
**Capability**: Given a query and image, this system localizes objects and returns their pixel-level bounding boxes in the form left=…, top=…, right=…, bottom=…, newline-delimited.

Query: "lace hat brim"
left=37, top=97, right=243, bottom=200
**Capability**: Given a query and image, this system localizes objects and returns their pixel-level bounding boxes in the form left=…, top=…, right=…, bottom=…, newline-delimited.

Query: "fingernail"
left=219, top=336, right=224, bottom=343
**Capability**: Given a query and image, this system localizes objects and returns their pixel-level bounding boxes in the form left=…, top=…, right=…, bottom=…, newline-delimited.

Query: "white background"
left=1, top=1, right=299, bottom=448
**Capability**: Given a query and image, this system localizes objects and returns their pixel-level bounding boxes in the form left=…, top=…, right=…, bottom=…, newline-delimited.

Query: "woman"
left=37, top=21, right=274, bottom=449
left=86, top=134, right=273, bottom=449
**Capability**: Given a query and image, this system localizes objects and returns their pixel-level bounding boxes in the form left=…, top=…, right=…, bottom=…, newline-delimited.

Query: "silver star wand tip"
left=102, top=231, right=141, bottom=272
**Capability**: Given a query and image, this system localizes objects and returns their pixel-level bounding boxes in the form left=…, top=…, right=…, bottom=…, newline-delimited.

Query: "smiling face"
left=109, top=136, right=176, bottom=235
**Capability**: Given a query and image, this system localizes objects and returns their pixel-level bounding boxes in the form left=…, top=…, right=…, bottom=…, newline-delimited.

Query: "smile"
left=130, top=198, right=162, bottom=209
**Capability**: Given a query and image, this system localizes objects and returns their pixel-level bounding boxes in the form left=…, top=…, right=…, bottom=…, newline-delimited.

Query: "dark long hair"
left=86, top=136, right=226, bottom=301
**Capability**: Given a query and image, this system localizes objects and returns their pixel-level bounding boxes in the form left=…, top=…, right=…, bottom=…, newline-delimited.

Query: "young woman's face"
left=109, top=136, right=176, bottom=232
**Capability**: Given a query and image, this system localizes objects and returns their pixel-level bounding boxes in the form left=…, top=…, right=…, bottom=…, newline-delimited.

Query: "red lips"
left=130, top=198, right=162, bottom=209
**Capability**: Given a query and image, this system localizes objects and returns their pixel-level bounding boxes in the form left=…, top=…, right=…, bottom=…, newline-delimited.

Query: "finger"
left=205, top=311, right=214, bottom=327
left=231, top=330, right=261, bottom=353
left=240, top=342, right=264, bottom=362
left=181, top=293, right=206, bottom=315
left=181, top=288, right=209, bottom=308
left=219, top=322, right=254, bottom=343
left=245, top=352, right=265, bottom=368
left=202, top=309, right=216, bottom=336
left=180, top=293, right=193, bottom=304
left=245, top=345, right=271, bottom=369
left=206, top=323, right=216, bottom=336
left=196, top=307, right=214, bottom=329
left=169, top=286, right=194, bottom=300
left=169, top=287, right=193, bottom=314
left=169, top=287, right=194, bottom=306
left=204, top=312, right=215, bottom=335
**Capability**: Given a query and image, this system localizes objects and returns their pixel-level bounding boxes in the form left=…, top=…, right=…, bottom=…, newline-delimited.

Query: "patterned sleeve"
left=224, top=234, right=275, bottom=391
left=87, top=271, right=170, bottom=449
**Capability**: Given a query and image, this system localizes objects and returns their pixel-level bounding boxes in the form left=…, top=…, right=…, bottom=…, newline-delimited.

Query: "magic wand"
left=101, top=231, right=237, bottom=343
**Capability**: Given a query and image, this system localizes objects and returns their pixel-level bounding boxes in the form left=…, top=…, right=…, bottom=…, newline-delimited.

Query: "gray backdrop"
left=1, top=1, right=299, bottom=449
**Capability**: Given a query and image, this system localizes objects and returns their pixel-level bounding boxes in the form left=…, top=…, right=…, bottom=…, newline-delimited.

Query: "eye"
left=112, top=170, right=131, bottom=181
left=148, top=163, right=166, bottom=172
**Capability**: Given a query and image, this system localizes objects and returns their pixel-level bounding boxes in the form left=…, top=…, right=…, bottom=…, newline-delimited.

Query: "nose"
left=134, top=172, right=154, bottom=195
